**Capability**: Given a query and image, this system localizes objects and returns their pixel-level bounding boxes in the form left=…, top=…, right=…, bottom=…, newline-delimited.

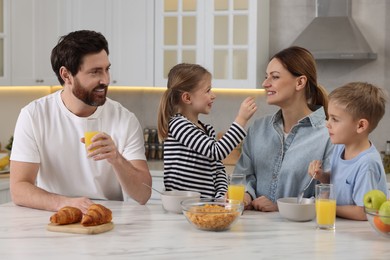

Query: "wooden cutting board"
left=47, top=222, right=114, bottom=234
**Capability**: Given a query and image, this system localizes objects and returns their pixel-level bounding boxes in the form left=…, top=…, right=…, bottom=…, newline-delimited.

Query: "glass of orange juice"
left=315, top=184, right=336, bottom=230
left=228, top=173, right=246, bottom=202
left=84, top=118, right=100, bottom=156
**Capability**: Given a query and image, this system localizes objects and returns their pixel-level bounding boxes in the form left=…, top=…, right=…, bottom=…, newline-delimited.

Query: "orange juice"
left=84, top=131, right=99, bottom=152
left=228, top=184, right=245, bottom=202
left=316, top=199, right=336, bottom=227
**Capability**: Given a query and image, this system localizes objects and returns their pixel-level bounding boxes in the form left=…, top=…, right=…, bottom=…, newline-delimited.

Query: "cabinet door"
left=64, top=0, right=154, bottom=86
left=155, top=0, right=269, bottom=89
left=0, top=0, right=11, bottom=85
left=11, top=0, right=67, bottom=85
left=154, top=0, right=204, bottom=87
left=110, top=0, right=154, bottom=86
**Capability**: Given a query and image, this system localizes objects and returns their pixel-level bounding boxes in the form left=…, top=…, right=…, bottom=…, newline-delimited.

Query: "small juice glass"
left=228, top=173, right=246, bottom=202
left=84, top=118, right=100, bottom=154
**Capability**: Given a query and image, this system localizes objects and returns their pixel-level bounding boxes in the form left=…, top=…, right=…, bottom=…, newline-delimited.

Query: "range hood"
left=292, top=0, right=377, bottom=60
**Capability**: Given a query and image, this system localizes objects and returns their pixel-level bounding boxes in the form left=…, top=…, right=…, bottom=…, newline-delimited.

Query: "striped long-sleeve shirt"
left=163, top=114, right=246, bottom=198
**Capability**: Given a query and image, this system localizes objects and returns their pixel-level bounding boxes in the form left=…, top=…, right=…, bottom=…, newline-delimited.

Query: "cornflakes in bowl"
left=181, top=198, right=243, bottom=231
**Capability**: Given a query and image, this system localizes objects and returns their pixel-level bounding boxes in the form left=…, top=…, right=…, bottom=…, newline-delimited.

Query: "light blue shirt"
left=330, top=144, right=388, bottom=206
left=235, top=106, right=333, bottom=202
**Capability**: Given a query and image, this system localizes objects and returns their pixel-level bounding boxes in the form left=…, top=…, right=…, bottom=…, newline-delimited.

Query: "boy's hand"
left=308, top=160, right=323, bottom=179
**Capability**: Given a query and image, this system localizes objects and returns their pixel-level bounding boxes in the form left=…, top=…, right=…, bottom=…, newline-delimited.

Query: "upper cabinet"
left=11, top=0, right=67, bottom=85
left=110, top=0, right=154, bottom=86
left=63, top=0, right=154, bottom=86
left=9, top=0, right=154, bottom=86
left=0, top=0, right=11, bottom=85
left=154, top=0, right=269, bottom=88
left=6, top=0, right=269, bottom=88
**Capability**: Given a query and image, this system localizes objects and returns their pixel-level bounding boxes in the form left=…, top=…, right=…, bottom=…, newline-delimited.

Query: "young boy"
left=308, top=82, right=388, bottom=220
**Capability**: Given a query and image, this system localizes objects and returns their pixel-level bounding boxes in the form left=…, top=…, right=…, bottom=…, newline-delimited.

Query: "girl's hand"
left=235, top=97, right=257, bottom=127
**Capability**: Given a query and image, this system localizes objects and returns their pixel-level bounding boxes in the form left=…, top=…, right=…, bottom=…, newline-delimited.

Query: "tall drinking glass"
left=315, top=184, right=336, bottom=230
left=228, top=173, right=246, bottom=202
left=84, top=118, right=101, bottom=155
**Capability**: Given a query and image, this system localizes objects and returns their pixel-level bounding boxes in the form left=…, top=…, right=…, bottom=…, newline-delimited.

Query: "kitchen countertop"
left=0, top=200, right=389, bottom=259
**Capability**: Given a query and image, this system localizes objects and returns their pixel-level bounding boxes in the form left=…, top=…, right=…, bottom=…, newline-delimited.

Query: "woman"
left=235, top=46, right=333, bottom=211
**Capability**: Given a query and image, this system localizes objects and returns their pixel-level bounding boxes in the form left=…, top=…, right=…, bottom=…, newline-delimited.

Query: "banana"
left=0, top=154, right=10, bottom=170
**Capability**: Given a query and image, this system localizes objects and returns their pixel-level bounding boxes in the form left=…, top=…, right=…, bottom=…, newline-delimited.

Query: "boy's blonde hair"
left=328, top=82, right=387, bottom=133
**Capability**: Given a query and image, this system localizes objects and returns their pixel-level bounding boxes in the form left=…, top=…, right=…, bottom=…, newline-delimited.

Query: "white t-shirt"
left=11, top=90, right=146, bottom=201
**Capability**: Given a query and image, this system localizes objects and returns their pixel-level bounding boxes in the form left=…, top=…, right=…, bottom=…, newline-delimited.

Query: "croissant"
left=81, top=204, right=112, bottom=226
left=50, top=206, right=83, bottom=225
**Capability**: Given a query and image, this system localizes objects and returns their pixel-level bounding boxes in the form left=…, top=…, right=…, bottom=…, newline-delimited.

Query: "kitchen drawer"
left=0, top=178, right=11, bottom=204
left=150, top=176, right=164, bottom=200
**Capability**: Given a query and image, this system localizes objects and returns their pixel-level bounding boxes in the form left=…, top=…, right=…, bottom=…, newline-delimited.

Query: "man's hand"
left=82, top=132, right=118, bottom=162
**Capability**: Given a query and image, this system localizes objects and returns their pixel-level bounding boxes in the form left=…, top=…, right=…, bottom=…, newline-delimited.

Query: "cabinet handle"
left=35, top=79, right=44, bottom=83
left=112, top=80, right=117, bottom=84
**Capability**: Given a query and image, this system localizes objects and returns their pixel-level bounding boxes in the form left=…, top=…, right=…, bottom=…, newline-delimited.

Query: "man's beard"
left=73, top=78, right=108, bottom=106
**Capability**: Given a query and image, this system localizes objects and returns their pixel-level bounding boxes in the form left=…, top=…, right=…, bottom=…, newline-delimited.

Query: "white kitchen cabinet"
left=150, top=175, right=164, bottom=201
left=154, top=0, right=269, bottom=89
left=64, top=0, right=154, bottom=86
left=10, top=0, right=67, bottom=85
left=110, top=0, right=154, bottom=86
left=124, top=175, right=163, bottom=203
left=10, top=0, right=154, bottom=87
left=0, top=178, right=10, bottom=204
left=0, top=0, right=11, bottom=85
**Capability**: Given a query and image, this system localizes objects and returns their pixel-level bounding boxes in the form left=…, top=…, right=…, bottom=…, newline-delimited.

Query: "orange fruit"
left=373, top=216, right=390, bottom=233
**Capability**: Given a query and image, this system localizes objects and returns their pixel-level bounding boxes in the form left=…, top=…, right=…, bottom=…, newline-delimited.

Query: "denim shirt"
left=235, top=106, right=333, bottom=202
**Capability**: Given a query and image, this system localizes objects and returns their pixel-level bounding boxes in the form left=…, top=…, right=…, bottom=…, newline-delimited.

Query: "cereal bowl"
left=181, top=198, right=244, bottom=231
left=365, top=208, right=390, bottom=239
left=161, top=190, right=201, bottom=214
left=277, top=197, right=316, bottom=222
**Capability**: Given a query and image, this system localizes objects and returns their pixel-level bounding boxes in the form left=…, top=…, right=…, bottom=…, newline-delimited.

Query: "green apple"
left=363, top=189, right=387, bottom=210
left=379, top=201, right=390, bottom=225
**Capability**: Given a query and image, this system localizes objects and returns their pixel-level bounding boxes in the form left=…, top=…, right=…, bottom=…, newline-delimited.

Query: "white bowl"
left=161, top=190, right=201, bottom=214
left=277, top=197, right=316, bottom=222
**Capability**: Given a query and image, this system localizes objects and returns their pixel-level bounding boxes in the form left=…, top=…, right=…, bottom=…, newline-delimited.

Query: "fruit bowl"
left=181, top=198, right=244, bottom=231
left=365, top=208, right=390, bottom=238
left=277, top=197, right=316, bottom=222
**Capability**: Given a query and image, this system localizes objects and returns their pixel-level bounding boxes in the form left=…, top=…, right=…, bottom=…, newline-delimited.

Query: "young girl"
left=157, top=63, right=257, bottom=198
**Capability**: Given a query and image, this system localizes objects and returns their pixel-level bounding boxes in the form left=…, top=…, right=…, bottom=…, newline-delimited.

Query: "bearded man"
left=10, top=30, right=151, bottom=213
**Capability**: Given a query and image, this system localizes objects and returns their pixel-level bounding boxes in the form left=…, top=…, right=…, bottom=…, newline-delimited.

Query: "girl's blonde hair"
left=272, top=46, right=329, bottom=118
left=157, top=63, right=211, bottom=140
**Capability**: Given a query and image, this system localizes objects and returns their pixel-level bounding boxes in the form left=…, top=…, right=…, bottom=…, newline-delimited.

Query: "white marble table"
left=0, top=200, right=389, bottom=259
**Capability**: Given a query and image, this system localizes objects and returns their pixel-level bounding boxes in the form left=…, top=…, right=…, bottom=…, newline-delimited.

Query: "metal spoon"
left=142, top=182, right=163, bottom=195
left=297, top=172, right=316, bottom=204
